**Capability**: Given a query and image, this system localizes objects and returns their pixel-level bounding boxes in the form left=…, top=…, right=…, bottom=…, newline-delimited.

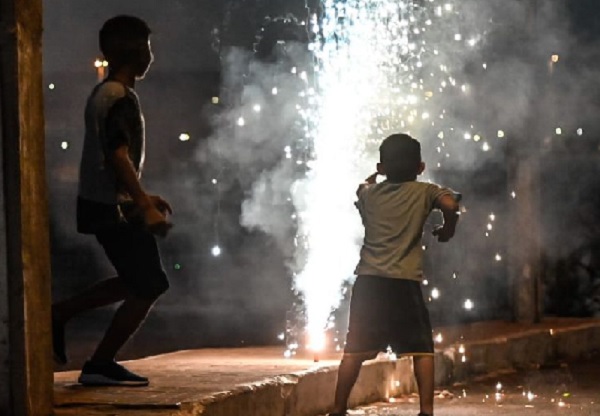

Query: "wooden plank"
left=0, top=0, right=53, bottom=414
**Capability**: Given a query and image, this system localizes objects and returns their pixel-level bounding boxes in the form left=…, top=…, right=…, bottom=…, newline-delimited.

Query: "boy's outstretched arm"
left=433, top=193, right=460, bottom=242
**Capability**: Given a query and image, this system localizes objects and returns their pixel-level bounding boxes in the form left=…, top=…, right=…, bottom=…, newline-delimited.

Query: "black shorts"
left=95, top=223, right=169, bottom=300
left=344, top=275, right=434, bottom=356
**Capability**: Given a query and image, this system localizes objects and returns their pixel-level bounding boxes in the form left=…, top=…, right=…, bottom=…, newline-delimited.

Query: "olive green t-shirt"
left=354, top=180, right=453, bottom=281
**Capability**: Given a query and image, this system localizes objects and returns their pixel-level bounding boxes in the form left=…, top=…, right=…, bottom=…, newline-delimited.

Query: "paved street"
left=343, top=354, right=600, bottom=416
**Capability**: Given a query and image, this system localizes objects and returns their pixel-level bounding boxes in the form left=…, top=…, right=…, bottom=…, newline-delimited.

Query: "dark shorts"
left=344, top=275, right=434, bottom=356
left=95, top=223, right=169, bottom=300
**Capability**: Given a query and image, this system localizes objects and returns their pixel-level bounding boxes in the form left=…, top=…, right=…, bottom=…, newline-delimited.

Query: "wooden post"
left=507, top=0, right=543, bottom=324
left=0, top=0, right=53, bottom=414
left=507, top=154, right=543, bottom=323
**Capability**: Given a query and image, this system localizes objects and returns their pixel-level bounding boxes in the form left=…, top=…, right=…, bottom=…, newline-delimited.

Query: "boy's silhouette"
left=52, top=15, right=172, bottom=386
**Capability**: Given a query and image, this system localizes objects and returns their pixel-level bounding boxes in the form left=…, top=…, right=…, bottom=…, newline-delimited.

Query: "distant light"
left=253, top=104, right=262, bottom=113
left=489, top=213, right=496, bottom=221
left=434, top=333, right=443, bottom=343
left=94, top=59, right=108, bottom=68
left=174, top=263, right=182, bottom=270
left=483, top=62, right=488, bottom=70
left=48, top=83, right=55, bottom=90
left=179, top=133, right=190, bottom=142
left=464, top=133, right=472, bottom=140
left=482, top=142, right=490, bottom=152
left=454, top=34, right=462, bottom=41
left=497, top=130, right=505, bottom=138
left=510, top=191, right=517, bottom=199
left=277, top=333, right=285, bottom=341
left=283, top=350, right=292, bottom=358
left=577, top=128, right=584, bottom=136
left=422, top=279, right=429, bottom=286
left=551, top=54, right=560, bottom=63
left=496, top=382, right=502, bottom=391
left=211, top=96, right=220, bottom=104
left=60, top=141, right=69, bottom=150
left=495, top=253, right=502, bottom=261
left=463, top=299, right=474, bottom=310
left=211, top=245, right=222, bottom=257
left=473, top=134, right=481, bottom=142
left=211, top=178, right=218, bottom=185
left=272, top=87, right=278, bottom=95
left=431, top=288, right=440, bottom=299
left=237, top=117, right=245, bottom=126
left=555, top=127, right=562, bottom=135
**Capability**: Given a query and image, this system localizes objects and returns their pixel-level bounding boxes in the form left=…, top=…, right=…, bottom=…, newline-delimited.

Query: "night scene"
left=1, top=0, right=600, bottom=415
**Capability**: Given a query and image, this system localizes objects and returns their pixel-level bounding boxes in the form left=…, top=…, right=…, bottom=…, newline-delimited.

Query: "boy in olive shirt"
left=329, top=134, right=460, bottom=416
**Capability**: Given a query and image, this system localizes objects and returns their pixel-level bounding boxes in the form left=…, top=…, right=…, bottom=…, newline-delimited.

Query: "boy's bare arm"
left=108, top=145, right=172, bottom=236
left=433, top=194, right=459, bottom=242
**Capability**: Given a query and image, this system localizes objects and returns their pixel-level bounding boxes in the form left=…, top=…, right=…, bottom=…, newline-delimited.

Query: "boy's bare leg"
left=331, top=351, right=377, bottom=414
left=52, top=276, right=127, bottom=323
left=90, top=295, right=155, bottom=362
left=413, top=355, right=435, bottom=415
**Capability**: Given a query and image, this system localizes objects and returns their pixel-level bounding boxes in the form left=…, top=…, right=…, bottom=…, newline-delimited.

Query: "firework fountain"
left=234, top=0, right=581, bottom=356
left=288, top=0, right=491, bottom=355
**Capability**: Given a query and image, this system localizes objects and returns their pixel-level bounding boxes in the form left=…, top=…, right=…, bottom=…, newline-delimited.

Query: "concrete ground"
left=344, top=353, right=600, bottom=415
left=54, top=318, right=600, bottom=416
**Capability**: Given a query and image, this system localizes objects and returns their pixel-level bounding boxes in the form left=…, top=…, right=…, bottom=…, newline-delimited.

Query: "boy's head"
left=377, top=133, right=425, bottom=182
left=100, top=15, right=153, bottom=78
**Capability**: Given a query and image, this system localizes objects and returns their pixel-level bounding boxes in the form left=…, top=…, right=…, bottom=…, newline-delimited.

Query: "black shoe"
left=52, top=316, right=68, bottom=365
left=78, top=360, right=149, bottom=386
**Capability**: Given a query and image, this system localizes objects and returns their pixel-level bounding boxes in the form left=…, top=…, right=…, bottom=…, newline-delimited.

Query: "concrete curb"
left=193, top=321, right=600, bottom=416
left=191, top=358, right=414, bottom=416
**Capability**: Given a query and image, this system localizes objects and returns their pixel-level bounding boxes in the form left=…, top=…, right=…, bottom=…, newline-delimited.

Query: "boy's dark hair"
left=379, top=133, right=422, bottom=181
left=100, top=15, right=151, bottom=69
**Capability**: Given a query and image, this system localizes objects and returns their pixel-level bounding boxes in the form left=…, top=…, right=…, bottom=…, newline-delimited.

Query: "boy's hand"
left=365, top=172, right=379, bottom=184
left=142, top=205, right=172, bottom=237
left=357, top=173, right=379, bottom=196
left=150, top=195, right=173, bottom=216
left=432, top=225, right=455, bottom=242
